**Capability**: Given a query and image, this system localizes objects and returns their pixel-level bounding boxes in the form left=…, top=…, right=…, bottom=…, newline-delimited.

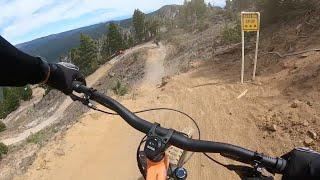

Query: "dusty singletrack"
left=1, top=43, right=155, bottom=146
left=14, top=43, right=289, bottom=180
left=141, top=44, right=166, bottom=87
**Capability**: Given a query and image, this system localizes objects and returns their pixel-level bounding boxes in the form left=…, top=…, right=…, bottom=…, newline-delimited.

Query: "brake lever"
left=220, top=152, right=279, bottom=175
left=221, top=152, right=275, bottom=179
left=226, top=164, right=273, bottom=180
left=69, top=93, right=92, bottom=107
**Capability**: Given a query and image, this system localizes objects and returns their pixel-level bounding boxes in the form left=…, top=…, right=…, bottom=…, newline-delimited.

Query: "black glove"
left=46, top=62, right=86, bottom=94
left=281, top=147, right=320, bottom=180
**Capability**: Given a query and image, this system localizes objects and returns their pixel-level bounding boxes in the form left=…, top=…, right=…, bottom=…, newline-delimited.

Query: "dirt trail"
left=1, top=43, right=154, bottom=146
left=141, top=43, right=166, bottom=87
left=14, top=44, right=289, bottom=180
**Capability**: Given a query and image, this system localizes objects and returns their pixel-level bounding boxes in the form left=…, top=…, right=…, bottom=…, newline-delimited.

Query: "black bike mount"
left=144, top=123, right=174, bottom=162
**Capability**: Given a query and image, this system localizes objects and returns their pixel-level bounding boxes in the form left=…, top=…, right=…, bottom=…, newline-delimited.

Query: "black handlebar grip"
left=275, top=157, right=287, bottom=173
left=72, top=81, right=86, bottom=93
left=261, top=156, right=287, bottom=173
left=223, top=151, right=287, bottom=173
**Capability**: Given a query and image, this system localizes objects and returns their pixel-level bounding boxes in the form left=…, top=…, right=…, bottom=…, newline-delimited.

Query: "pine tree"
left=73, top=34, right=98, bottom=75
left=127, top=35, right=134, bottom=48
left=257, top=0, right=316, bottom=24
left=180, top=0, right=207, bottom=30
left=107, top=23, right=124, bottom=55
left=133, top=9, right=145, bottom=42
left=193, top=0, right=207, bottom=19
left=146, top=19, right=160, bottom=38
left=101, top=35, right=110, bottom=59
left=70, top=47, right=80, bottom=63
left=225, top=0, right=232, bottom=10
left=94, top=38, right=102, bottom=65
left=0, top=86, right=32, bottom=119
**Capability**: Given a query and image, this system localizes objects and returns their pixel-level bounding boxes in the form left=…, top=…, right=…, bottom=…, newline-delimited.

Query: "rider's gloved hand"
left=46, top=62, right=86, bottom=94
left=281, top=147, right=320, bottom=180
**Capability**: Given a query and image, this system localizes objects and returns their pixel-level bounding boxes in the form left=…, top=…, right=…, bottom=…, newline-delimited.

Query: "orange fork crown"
left=146, top=155, right=169, bottom=180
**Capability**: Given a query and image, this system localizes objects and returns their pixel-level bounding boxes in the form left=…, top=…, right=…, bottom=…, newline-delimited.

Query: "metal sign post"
left=241, top=17, right=245, bottom=84
left=241, top=28, right=245, bottom=84
left=240, top=12, right=260, bottom=84
left=252, top=29, right=260, bottom=80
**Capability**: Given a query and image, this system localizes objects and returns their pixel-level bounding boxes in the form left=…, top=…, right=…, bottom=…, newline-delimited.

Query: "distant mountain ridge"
left=16, top=5, right=180, bottom=63
left=16, top=21, right=122, bottom=63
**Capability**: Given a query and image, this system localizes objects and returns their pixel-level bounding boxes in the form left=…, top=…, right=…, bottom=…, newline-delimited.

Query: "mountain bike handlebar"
left=72, top=81, right=287, bottom=174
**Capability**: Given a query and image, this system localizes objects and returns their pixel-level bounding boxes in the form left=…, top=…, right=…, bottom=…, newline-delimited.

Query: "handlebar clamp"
left=144, top=123, right=174, bottom=162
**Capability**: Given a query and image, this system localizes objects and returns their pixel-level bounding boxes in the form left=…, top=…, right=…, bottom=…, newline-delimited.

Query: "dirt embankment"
left=94, top=47, right=149, bottom=94
left=162, top=17, right=320, bottom=153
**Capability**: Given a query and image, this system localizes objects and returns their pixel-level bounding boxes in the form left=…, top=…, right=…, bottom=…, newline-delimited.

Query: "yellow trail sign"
left=240, top=12, right=261, bottom=84
left=241, top=12, right=260, bottom=32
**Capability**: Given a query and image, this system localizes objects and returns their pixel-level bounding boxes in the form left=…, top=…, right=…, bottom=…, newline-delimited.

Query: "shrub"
left=0, top=104, right=5, bottom=119
left=0, top=90, right=19, bottom=119
left=226, top=0, right=318, bottom=25
left=39, top=84, right=53, bottom=96
left=198, top=22, right=209, bottom=32
left=0, top=86, right=33, bottom=119
left=0, top=142, right=8, bottom=159
left=257, top=0, right=318, bottom=25
left=21, top=86, right=32, bottom=101
left=0, top=121, right=6, bottom=132
left=155, top=34, right=161, bottom=42
left=112, top=80, right=128, bottom=96
left=221, top=23, right=241, bottom=44
left=133, top=52, right=139, bottom=61
left=27, top=131, right=45, bottom=144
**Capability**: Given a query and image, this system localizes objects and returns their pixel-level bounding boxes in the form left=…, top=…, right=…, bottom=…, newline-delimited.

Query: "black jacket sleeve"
left=282, top=148, right=320, bottom=180
left=0, top=35, right=47, bottom=86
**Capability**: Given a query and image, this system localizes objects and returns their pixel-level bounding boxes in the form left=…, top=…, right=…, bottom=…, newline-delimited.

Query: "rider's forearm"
left=0, top=35, right=48, bottom=86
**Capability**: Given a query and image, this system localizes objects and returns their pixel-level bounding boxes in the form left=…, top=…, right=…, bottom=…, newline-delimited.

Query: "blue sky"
left=0, top=0, right=225, bottom=45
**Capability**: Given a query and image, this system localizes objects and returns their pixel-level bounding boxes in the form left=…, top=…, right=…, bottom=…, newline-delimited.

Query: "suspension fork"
left=144, top=123, right=172, bottom=180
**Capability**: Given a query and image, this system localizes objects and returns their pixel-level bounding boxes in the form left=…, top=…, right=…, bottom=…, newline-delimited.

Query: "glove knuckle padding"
left=282, top=148, right=320, bottom=180
left=47, top=62, right=86, bottom=94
